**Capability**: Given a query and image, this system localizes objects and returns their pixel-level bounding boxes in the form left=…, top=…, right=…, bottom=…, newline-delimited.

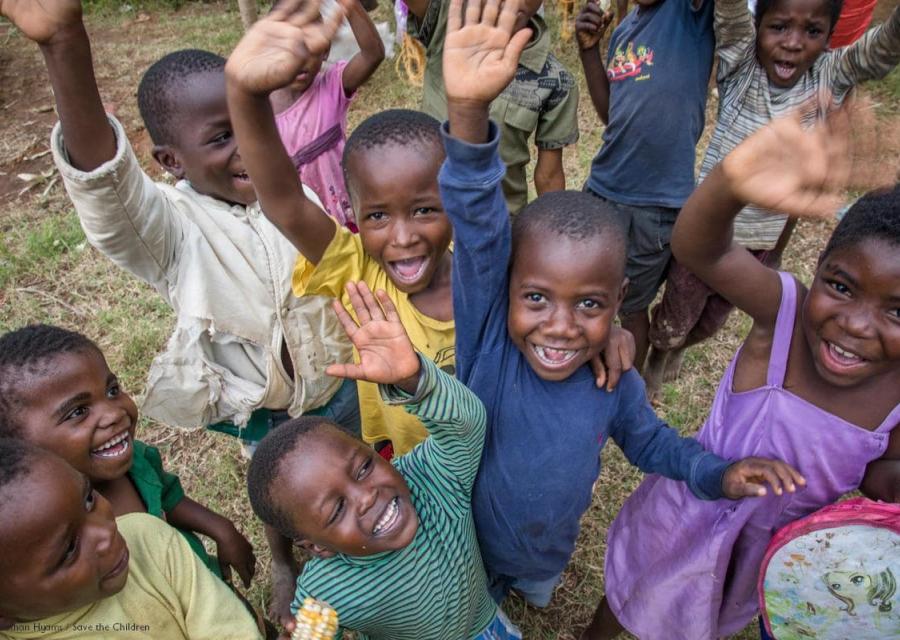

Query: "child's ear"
left=151, top=145, right=185, bottom=180
left=616, top=277, right=629, bottom=310
left=297, top=539, right=336, bottom=559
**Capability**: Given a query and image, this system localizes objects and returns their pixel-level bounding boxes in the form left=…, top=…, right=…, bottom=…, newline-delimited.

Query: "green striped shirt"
left=292, top=357, right=497, bottom=639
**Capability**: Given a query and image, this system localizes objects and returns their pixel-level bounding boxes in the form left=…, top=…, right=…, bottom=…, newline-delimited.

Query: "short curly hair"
left=0, top=325, right=100, bottom=436
left=821, top=183, right=900, bottom=260
left=0, top=438, right=41, bottom=510
left=246, top=416, right=336, bottom=539
left=137, top=49, right=226, bottom=146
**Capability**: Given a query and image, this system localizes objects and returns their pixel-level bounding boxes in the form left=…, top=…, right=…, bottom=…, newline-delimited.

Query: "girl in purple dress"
left=581, top=115, right=900, bottom=639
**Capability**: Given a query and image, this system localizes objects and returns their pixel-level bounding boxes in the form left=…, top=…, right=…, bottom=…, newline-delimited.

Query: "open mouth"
left=773, top=61, right=796, bottom=81
left=91, top=431, right=131, bottom=459
left=232, top=170, right=251, bottom=184
left=372, top=497, right=400, bottom=536
left=387, top=257, right=428, bottom=284
left=820, top=340, right=866, bottom=373
left=531, top=344, right=580, bottom=368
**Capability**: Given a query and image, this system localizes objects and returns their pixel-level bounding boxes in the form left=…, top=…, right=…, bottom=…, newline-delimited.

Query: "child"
left=439, top=0, right=802, bottom=611
left=644, top=0, right=900, bottom=399
left=408, top=0, right=579, bottom=214
left=0, top=324, right=255, bottom=586
left=576, top=0, right=716, bottom=372
left=247, top=282, right=522, bottom=640
left=590, top=116, right=900, bottom=639
left=0, top=439, right=263, bottom=639
left=271, top=0, right=385, bottom=231
left=224, top=0, right=632, bottom=459
left=0, top=0, right=355, bottom=624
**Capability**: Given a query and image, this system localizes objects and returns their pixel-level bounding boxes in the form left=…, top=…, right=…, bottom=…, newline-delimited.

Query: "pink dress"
left=605, top=272, right=900, bottom=639
left=275, top=61, right=356, bottom=231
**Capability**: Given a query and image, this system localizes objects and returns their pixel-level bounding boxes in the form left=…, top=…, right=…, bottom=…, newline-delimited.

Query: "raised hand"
left=443, top=0, right=534, bottom=106
left=325, top=282, right=421, bottom=391
left=720, top=104, right=851, bottom=218
left=225, top=0, right=347, bottom=96
left=575, top=1, right=614, bottom=51
left=722, top=457, right=807, bottom=499
left=0, top=0, right=82, bottom=44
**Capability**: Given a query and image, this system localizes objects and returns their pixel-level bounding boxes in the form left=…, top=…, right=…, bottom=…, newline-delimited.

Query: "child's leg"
left=620, top=309, right=651, bottom=374
left=580, top=596, right=625, bottom=640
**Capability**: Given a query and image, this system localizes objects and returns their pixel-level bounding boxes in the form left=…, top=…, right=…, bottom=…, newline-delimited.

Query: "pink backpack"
left=758, top=498, right=899, bottom=639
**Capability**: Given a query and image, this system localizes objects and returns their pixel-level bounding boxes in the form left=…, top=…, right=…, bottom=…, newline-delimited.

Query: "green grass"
left=0, top=2, right=896, bottom=639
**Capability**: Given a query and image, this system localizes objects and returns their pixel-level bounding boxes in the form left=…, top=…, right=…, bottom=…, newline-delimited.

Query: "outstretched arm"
left=444, top=0, right=533, bottom=145
left=1, top=0, right=115, bottom=170
left=225, top=0, right=348, bottom=264
left=340, top=0, right=385, bottom=95
left=576, top=1, right=614, bottom=124
left=672, top=109, right=849, bottom=327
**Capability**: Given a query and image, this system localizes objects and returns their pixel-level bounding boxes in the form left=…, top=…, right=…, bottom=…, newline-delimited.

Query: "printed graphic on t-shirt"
left=607, top=42, right=654, bottom=82
left=434, top=345, right=456, bottom=376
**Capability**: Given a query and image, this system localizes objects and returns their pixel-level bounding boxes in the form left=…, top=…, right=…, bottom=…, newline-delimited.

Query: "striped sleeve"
left=714, top=0, right=756, bottom=79
left=828, top=7, right=900, bottom=101
left=380, top=355, right=487, bottom=491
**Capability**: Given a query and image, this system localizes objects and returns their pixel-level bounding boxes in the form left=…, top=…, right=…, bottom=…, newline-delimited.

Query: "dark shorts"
left=585, top=190, right=679, bottom=315
left=649, top=249, right=783, bottom=350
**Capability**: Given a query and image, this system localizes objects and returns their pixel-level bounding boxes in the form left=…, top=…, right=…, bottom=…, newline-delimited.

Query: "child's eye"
left=413, top=207, right=435, bottom=216
left=769, top=23, right=786, bottom=32
left=357, top=458, right=372, bottom=480
left=807, top=26, right=823, bottom=36
left=328, top=498, right=345, bottom=525
left=365, top=211, right=387, bottom=222
left=64, top=406, right=89, bottom=422
left=209, top=131, right=232, bottom=145
left=85, top=489, right=97, bottom=511
left=577, top=299, right=602, bottom=310
left=525, top=292, right=545, bottom=304
left=107, top=382, right=121, bottom=398
left=828, top=280, right=851, bottom=296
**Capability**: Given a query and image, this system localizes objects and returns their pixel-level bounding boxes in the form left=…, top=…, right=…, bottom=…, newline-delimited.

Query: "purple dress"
left=605, top=272, right=900, bottom=639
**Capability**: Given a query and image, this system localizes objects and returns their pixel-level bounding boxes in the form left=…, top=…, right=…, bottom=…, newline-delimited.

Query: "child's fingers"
left=589, top=353, right=608, bottom=390
left=325, top=362, right=366, bottom=380
left=481, top=0, right=501, bottom=27
left=375, top=289, right=402, bottom=324
left=503, top=27, right=533, bottom=67
left=218, top=560, right=234, bottom=585
left=465, top=0, right=483, bottom=26
left=331, top=298, right=360, bottom=338
left=497, top=0, right=522, bottom=34
left=269, top=0, right=307, bottom=21
left=447, top=0, right=464, bottom=33
left=356, top=281, right=387, bottom=322
left=344, top=282, right=374, bottom=325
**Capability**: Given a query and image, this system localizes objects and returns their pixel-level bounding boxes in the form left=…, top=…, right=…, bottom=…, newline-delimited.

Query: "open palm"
left=225, top=0, right=345, bottom=95
left=721, top=107, right=850, bottom=218
left=443, top=0, right=534, bottom=104
left=0, top=0, right=82, bottom=44
left=325, top=282, right=420, bottom=387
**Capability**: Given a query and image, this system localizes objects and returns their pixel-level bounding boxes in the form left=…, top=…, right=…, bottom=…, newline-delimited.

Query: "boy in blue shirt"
left=575, top=0, right=715, bottom=372
left=440, top=0, right=803, bottom=611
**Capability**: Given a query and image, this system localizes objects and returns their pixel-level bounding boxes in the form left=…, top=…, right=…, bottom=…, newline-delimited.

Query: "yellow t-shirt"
left=4, top=513, right=262, bottom=639
left=293, top=226, right=455, bottom=455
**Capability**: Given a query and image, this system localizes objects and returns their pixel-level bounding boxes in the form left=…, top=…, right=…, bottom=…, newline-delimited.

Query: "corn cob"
left=291, top=597, right=339, bottom=640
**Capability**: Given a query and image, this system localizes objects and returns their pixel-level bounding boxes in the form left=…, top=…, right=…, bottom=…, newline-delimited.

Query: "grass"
left=0, top=2, right=897, bottom=638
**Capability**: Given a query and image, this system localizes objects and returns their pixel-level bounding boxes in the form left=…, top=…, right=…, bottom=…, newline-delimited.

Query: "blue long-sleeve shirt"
left=439, top=122, right=731, bottom=583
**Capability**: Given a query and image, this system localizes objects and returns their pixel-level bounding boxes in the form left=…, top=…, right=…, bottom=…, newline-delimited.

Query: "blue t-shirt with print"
left=440, top=122, right=731, bottom=584
left=586, top=0, right=714, bottom=208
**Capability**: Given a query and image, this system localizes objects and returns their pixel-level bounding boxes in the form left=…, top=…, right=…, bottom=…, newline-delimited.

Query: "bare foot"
left=663, top=347, right=686, bottom=383
left=644, top=347, right=667, bottom=405
left=268, top=557, right=300, bottom=628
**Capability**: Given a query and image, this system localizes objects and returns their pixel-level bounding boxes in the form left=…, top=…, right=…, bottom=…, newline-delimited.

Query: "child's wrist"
left=447, top=99, right=491, bottom=145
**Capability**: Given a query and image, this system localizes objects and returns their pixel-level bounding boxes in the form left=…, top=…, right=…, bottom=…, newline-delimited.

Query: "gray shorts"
left=586, top=190, right=678, bottom=314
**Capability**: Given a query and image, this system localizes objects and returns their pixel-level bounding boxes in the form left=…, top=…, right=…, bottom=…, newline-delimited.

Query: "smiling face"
left=153, top=71, right=256, bottom=206
left=346, top=143, right=452, bottom=295
left=12, top=348, right=138, bottom=485
left=756, top=0, right=831, bottom=88
left=508, top=232, right=627, bottom=381
left=803, top=238, right=900, bottom=388
left=0, top=455, right=129, bottom=622
left=271, top=428, right=418, bottom=557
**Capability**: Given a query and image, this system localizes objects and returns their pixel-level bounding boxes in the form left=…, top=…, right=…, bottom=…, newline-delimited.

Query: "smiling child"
left=247, top=283, right=521, bottom=640
left=0, top=325, right=255, bottom=587
left=0, top=439, right=262, bottom=639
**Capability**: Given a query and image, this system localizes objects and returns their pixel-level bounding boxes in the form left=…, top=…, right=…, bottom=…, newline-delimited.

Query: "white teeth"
left=92, top=432, right=130, bottom=457
left=831, top=343, right=861, bottom=361
left=373, top=498, right=399, bottom=535
left=533, top=345, right=577, bottom=366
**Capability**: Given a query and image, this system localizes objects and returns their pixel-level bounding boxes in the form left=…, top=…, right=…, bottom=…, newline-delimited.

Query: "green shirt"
left=129, top=440, right=220, bottom=577
left=293, top=357, right=496, bottom=640
left=413, top=0, right=579, bottom=213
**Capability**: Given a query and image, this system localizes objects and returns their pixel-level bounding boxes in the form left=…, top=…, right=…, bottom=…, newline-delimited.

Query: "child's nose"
left=782, top=29, right=803, bottom=50
left=839, top=305, right=875, bottom=337
left=355, top=485, right=378, bottom=517
left=390, top=220, right=417, bottom=247
left=544, top=307, right=580, bottom=338
left=97, top=402, right=127, bottom=430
